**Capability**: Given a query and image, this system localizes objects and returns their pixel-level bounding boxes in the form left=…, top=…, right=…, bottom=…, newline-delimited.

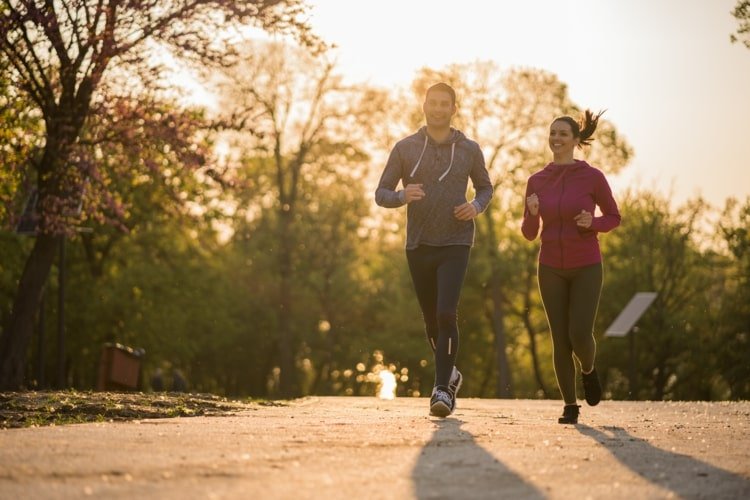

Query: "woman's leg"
left=568, top=263, right=603, bottom=373
left=538, top=264, right=577, bottom=404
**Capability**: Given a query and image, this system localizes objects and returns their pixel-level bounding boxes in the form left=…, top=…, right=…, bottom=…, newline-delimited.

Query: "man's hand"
left=454, top=202, right=478, bottom=221
left=403, top=183, right=425, bottom=203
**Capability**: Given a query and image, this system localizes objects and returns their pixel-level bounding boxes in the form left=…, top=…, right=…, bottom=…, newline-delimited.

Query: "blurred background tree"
left=731, top=0, right=750, bottom=48
left=0, top=0, right=319, bottom=389
left=1, top=5, right=746, bottom=400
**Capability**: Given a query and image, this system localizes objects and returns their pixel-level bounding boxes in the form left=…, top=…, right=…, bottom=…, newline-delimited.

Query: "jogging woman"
left=522, top=110, right=621, bottom=424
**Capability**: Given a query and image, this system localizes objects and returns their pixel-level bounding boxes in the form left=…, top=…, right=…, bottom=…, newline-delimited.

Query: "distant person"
left=150, top=367, right=164, bottom=392
left=522, top=110, right=621, bottom=424
left=172, top=369, right=188, bottom=392
left=375, top=82, right=493, bottom=417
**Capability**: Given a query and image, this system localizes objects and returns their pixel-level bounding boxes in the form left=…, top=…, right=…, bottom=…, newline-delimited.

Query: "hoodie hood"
left=536, top=159, right=590, bottom=191
left=542, top=159, right=590, bottom=172
left=418, top=126, right=465, bottom=145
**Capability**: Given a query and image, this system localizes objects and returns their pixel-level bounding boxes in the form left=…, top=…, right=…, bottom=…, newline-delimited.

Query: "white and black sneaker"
left=449, top=366, right=463, bottom=400
left=430, top=386, right=454, bottom=417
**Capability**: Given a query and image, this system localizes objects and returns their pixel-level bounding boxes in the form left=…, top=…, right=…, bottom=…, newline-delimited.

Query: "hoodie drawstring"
left=439, top=143, right=455, bottom=182
left=410, top=135, right=455, bottom=182
left=410, top=135, right=429, bottom=178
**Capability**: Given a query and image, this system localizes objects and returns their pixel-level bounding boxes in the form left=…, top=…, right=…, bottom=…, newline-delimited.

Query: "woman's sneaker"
left=430, top=387, right=454, bottom=417
left=558, top=404, right=581, bottom=424
left=581, top=368, right=602, bottom=406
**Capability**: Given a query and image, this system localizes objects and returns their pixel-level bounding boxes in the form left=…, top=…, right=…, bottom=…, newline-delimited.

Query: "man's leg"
left=433, top=245, right=470, bottom=389
left=406, top=246, right=439, bottom=357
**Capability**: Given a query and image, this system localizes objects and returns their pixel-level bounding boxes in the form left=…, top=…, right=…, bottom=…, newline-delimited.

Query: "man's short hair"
left=426, top=82, right=456, bottom=105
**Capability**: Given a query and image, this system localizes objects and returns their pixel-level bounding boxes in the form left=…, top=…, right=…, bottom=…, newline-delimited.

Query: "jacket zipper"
left=558, top=174, right=565, bottom=268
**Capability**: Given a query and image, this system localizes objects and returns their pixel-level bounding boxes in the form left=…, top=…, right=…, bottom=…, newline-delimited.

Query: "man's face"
left=423, top=89, right=456, bottom=128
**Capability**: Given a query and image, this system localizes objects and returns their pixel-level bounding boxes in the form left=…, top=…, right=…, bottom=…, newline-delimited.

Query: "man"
left=375, top=83, right=493, bottom=417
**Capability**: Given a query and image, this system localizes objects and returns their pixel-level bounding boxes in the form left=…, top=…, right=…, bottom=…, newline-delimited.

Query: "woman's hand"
left=526, top=193, right=539, bottom=216
left=574, top=209, right=593, bottom=228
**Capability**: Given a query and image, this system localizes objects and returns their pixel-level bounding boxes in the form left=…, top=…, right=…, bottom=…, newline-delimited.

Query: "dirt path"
left=1, top=397, right=748, bottom=499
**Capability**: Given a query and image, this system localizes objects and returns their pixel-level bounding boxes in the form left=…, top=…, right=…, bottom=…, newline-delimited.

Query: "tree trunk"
left=478, top=205, right=513, bottom=398
left=478, top=351, right=495, bottom=397
left=0, top=233, right=60, bottom=390
left=522, top=270, right=550, bottom=398
left=1, top=117, right=82, bottom=390
left=490, top=272, right=513, bottom=398
left=276, top=209, right=296, bottom=398
left=311, top=298, right=337, bottom=395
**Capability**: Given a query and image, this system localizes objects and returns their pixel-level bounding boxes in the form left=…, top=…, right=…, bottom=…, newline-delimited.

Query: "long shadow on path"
left=412, top=418, right=544, bottom=500
left=576, top=424, right=750, bottom=499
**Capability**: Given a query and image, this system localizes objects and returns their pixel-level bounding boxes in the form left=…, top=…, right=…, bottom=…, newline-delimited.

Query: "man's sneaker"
left=558, top=404, right=581, bottom=424
left=449, top=367, right=463, bottom=399
left=581, top=368, right=602, bottom=406
left=429, top=387, right=454, bottom=417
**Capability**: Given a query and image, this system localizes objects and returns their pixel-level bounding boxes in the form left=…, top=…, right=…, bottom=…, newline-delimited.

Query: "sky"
left=303, top=0, right=750, bottom=208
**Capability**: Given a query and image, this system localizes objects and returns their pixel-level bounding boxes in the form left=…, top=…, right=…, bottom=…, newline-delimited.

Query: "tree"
left=213, top=41, right=376, bottom=397
left=597, top=192, right=716, bottom=400
left=0, top=52, right=42, bottom=229
left=0, top=0, right=318, bottom=389
left=716, top=197, right=750, bottom=398
left=731, top=0, right=750, bottom=49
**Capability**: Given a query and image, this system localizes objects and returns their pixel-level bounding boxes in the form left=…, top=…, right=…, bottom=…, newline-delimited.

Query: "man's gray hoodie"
left=375, top=127, right=493, bottom=250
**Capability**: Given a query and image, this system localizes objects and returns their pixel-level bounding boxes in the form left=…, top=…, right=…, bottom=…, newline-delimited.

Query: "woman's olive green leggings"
left=538, top=262, right=603, bottom=404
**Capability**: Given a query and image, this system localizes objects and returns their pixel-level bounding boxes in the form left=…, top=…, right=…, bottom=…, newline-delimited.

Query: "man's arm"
left=375, top=145, right=407, bottom=208
left=469, top=145, right=493, bottom=213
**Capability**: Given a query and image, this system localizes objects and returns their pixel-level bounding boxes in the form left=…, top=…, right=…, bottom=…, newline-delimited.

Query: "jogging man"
left=375, top=82, right=493, bottom=417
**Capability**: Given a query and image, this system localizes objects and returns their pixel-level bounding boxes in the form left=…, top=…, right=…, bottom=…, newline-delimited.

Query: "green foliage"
left=2, top=47, right=745, bottom=400
left=0, top=60, right=42, bottom=230
left=731, top=0, right=750, bottom=49
left=596, top=192, right=740, bottom=400
left=715, top=197, right=750, bottom=398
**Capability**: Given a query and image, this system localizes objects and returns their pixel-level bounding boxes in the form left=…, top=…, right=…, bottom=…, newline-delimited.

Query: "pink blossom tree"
left=0, top=0, right=320, bottom=389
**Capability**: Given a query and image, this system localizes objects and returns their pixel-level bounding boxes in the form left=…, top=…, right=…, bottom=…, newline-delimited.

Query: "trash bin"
left=96, top=343, right=145, bottom=391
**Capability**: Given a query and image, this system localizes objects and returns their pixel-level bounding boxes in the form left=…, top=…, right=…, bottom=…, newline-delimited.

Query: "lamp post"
left=605, top=292, right=658, bottom=399
left=57, top=236, right=66, bottom=389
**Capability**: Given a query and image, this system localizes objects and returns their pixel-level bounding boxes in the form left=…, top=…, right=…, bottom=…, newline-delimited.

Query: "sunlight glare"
left=378, top=370, right=397, bottom=400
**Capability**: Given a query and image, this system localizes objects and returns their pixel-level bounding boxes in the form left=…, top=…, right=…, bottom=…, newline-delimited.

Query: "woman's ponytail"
left=553, top=109, right=605, bottom=148
left=577, top=109, right=605, bottom=147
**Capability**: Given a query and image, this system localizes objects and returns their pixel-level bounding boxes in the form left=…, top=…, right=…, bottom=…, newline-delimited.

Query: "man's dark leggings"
left=406, top=245, right=470, bottom=390
left=538, top=262, right=603, bottom=405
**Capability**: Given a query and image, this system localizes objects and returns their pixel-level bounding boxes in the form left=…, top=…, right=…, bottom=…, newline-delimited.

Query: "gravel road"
left=1, top=397, right=748, bottom=499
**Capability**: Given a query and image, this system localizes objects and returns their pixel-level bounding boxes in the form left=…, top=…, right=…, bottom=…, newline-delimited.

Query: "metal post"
left=629, top=326, right=639, bottom=399
left=57, top=236, right=66, bottom=389
left=605, top=293, right=656, bottom=401
left=37, top=288, right=45, bottom=388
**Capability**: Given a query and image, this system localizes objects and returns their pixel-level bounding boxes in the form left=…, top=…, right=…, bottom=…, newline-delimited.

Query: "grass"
left=0, top=389, right=261, bottom=429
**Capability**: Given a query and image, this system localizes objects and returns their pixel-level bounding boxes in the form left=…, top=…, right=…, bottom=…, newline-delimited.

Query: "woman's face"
left=549, top=120, right=579, bottom=156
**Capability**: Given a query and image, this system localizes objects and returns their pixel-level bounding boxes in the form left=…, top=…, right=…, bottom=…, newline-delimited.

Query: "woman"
left=522, top=110, right=621, bottom=424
